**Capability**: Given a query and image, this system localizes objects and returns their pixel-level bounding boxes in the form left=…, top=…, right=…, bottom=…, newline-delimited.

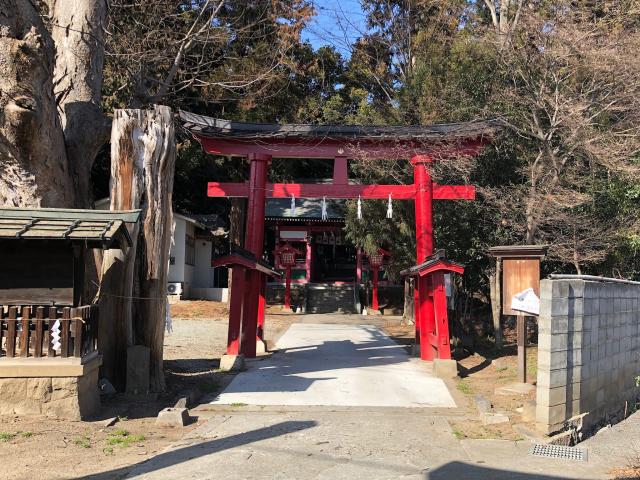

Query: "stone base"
left=156, top=407, right=189, bottom=427
left=433, top=359, right=458, bottom=379
left=219, top=354, right=245, bottom=372
left=256, top=340, right=268, bottom=355
left=367, top=309, right=382, bottom=316
left=0, top=356, right=101, bottom=420
left=126, top=345, right=150, bottom=395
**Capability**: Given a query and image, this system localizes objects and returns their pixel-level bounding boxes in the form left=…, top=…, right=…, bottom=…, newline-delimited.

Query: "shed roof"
left=0, top=207, right=140, bottom=249
left=180, top=111, right=503, bottom=142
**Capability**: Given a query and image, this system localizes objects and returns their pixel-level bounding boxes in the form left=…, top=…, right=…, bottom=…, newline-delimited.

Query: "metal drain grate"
left=531, top=444, right=588, bottom=462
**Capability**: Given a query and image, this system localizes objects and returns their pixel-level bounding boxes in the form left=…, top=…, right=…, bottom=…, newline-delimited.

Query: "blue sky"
left=302, top=0, right=368, bottom=56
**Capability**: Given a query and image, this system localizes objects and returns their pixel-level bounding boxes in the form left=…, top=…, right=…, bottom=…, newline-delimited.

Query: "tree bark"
left=47, top=0, right=109, bottom=208
left=0, top=0, right=75, bottom=207
left=99, top=106, right=175, bottom=392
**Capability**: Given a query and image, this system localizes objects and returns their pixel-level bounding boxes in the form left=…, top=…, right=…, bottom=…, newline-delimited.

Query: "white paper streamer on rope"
left=357, top=195, right=362, bottom=220
left=51, top=319, right=61, bottom=351
left=386, top=193, right=393, bottom=219
left=321, top=196, right=328, bottom=220
left=290, top=195, right=296, bottom=216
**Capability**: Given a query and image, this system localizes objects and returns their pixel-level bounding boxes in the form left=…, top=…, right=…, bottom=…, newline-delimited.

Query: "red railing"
left=0, top=305, right=98, bottom=359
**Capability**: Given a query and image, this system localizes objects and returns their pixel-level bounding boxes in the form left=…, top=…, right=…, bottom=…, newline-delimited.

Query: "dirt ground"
left=0, top=301, right=296, bottom=480
left=382, top=321, right=539, bottom=442
left=1, top=301, right=536, bottom=479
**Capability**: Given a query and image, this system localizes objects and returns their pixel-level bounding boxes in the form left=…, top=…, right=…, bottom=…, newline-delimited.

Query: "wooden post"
left=6, top=306, right=17, bottom=357
left=517, top=314, right=526, bottom=383
left=99, top=105, right=176, bottom=392
left=490, top=257, right=503, bottom=349
left=20, top=306, right=30, bottom=357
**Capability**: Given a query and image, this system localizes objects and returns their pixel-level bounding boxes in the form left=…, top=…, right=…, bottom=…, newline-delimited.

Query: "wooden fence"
left=0, top=305, right=98, bottom=359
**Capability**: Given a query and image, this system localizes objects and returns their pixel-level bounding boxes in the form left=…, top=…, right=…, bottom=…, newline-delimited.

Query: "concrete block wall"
left=536, top=278, right=640, bottom=434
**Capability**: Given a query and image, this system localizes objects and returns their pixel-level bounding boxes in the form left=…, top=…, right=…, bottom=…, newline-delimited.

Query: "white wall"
left=168, top=217, right=186, bottom=283
left=194, top=239, right=213, bottom=288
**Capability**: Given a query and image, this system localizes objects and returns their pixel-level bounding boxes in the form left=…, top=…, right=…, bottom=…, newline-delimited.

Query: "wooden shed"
left=0, top=207, right=140, bottom=420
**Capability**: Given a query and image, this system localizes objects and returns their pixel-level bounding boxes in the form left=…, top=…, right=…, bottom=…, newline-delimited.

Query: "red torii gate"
left=181, top=111, right=498, bottom=367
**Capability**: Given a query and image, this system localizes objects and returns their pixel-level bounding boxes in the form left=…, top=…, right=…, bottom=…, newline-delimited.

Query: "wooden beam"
left=208, top=182, right=475, bottom=200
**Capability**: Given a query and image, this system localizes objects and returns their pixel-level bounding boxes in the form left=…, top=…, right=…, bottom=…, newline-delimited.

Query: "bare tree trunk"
left=0, top=0, right=75, bottom=207
left=99, top=106, right=175, bottom=392
left=490, top=258, right=503, bottom=350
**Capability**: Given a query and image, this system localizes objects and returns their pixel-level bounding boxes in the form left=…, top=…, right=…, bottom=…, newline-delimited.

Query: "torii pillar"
left=412, top=155, right=435, bottom=360
left=241, top=153, right=271, bottom=357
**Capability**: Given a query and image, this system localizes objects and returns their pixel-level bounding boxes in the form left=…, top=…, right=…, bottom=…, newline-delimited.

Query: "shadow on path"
left=73, top=421, right=317, bottom=480
left=428, top=461, right=588, bottom=480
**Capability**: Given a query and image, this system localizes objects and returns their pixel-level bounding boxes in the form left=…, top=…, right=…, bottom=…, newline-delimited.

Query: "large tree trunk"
left=47, top=0, right=109, bottom=208
left=0, top=0, right=75, bottom=207
left=99, top=106, right=175, bottom=391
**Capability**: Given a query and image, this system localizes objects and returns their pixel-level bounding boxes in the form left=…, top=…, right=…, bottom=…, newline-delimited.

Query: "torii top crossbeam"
left=181, top=110, right=499, bottom=362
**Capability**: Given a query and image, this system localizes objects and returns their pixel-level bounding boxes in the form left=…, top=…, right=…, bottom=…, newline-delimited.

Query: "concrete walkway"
left=211, top=323, right=456, bottom=408
left=122, top=316, right=619, bottom=480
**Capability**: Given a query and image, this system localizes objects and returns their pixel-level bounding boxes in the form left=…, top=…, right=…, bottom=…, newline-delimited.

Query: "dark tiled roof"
left=180, top=111, right=503, bottom=142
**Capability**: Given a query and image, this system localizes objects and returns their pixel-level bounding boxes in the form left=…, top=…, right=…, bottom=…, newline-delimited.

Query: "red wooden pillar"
left=226, top=267, right=246, bottom=355
left=241, top=153, right=271, bottom=358
left=305, top=234, right=312, bottom=283
left=372, top=266, right=380, bottom=311
left=257, top=274, right=266, bottom=343
left=412, top=155, right=435, bottom=360
left=284, top=266, right=292, bottom=309
left=432, top=271, right=452, bottom=359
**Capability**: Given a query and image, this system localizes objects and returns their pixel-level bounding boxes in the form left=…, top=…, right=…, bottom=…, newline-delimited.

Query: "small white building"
left=96, top=199, right=228, bottom=301
left=168, top=213, right=228, bottom=301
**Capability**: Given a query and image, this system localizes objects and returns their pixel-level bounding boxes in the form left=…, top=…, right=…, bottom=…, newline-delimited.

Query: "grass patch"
left=74, top=437, right=91, bottom=448
left=230, top=402, right=247, bottom=407
left=105, top=429, right=146, bottom=448
left=452, top=428, right=466, bottom=440
left=456, top=380, right=473, bottom=395
left=0, top=432, right=16, bottom=442
left=20, top=432, right=33, bottom=438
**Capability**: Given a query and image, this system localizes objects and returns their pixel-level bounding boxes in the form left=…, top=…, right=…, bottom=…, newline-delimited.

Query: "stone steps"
left=306, top=284, right=358, bottom=314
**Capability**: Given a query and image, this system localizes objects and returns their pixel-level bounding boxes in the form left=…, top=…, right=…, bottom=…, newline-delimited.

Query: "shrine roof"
left=266, top=198, right=345, bottom=222
left=180, top=111, right=502, bottom=142
left=0, top=207, right=140, bottom=249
